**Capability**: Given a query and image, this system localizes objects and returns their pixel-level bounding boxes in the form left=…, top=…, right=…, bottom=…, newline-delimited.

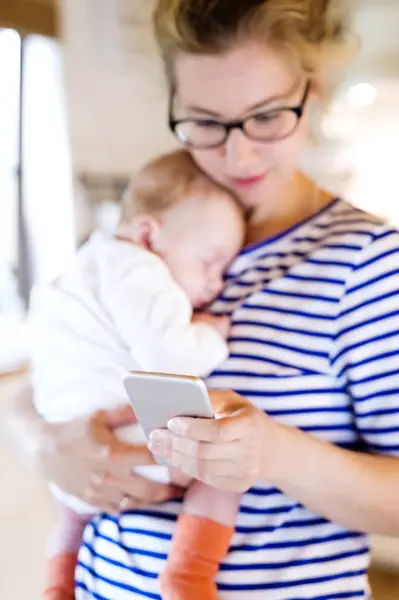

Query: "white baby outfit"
left=29, top=232, right=228, bottom=513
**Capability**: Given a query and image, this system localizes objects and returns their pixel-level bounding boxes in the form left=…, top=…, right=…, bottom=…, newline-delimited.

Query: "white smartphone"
left=123, top=371, right=214, bottom=441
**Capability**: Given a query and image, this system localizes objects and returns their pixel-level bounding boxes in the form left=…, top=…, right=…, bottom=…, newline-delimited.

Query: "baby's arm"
left=192, top=313, right=230, bottom=340
left=103, top=259, right=229, bottom=376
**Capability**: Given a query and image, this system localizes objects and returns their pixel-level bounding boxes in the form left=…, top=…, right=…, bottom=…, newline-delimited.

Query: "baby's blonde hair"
left=120, top=149, right=231, bottom=224
left=153, top=0, right=358, bottom=105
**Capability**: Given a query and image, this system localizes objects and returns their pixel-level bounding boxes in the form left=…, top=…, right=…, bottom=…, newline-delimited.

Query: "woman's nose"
left=224, top=128, right=258, bottom=172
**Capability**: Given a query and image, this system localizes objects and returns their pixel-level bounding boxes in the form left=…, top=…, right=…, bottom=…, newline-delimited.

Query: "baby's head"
left=119, top=150, right=245, bottom=308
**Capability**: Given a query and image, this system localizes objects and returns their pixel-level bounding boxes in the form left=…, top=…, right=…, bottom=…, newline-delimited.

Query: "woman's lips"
left=231, top=173, right=268, bottom=188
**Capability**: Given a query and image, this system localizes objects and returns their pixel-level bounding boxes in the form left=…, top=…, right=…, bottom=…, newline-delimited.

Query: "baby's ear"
left=137, top=215, right=162, bottom=249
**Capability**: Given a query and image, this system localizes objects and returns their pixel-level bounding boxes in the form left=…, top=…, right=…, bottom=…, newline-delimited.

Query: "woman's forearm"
left=267, top=422, right=399, bottom=535
left=3, top=385, right=46, bottom=473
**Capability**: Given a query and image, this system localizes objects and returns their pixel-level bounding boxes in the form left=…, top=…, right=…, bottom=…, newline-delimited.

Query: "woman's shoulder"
left=325, top=201, right=399, bottom=308
left=319, top=198, right=399, bottom=262
left=324, top=198, right=389, bottom=233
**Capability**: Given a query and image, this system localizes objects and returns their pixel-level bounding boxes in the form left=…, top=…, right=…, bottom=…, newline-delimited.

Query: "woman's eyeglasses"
left=169, top=80, right=311, bottom=149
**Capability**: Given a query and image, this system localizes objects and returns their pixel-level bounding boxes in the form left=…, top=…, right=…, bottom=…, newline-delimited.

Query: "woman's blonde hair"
left=120, top=149, right=230, bottom=224
left=153, top=0, right=358, bottom=104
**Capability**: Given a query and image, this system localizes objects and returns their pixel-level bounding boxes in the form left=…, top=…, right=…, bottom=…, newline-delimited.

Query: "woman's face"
left=173, top=41, right=311, bottom=212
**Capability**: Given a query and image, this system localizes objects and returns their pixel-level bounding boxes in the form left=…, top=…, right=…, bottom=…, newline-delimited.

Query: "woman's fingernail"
left=148, top=440, right=162, bottom=453
left=149, top=430, right=167, bottom=444
left=168, top=418, right=185, bottom=434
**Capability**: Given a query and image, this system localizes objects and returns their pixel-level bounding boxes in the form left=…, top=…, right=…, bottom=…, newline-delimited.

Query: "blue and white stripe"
left=77, top=199, right=399, bottom=599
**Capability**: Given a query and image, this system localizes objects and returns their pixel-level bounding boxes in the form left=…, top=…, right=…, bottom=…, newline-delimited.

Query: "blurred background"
left=1, top=0, right=399, bottom=369
left=0, top=0, right=399, bottom=598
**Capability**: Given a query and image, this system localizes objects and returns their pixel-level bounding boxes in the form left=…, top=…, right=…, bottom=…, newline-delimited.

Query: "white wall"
left=60, top=0, right=175, bottom=176
left=320, top=79, right=399, bottom=225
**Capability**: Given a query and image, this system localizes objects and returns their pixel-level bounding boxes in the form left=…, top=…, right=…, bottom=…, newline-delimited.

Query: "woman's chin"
left=236, top=185, right=271, bottom=211
left=236, top=176, right=285, bottom=212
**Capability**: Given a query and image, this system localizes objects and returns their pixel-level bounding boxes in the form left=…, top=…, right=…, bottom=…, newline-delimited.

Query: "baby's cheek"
left=187, top=270, right=205, bottom=295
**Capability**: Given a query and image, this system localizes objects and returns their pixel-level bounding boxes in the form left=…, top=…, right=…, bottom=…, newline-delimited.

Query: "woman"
left=8, top=0, right=399, bottom=598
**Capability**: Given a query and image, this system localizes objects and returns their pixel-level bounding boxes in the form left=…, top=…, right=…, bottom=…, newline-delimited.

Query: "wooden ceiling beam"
left=0, top=0, right=58, bottom=37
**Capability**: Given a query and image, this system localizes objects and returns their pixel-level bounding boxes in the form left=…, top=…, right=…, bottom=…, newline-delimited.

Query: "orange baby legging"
left=43, top=515, right=233, bottom=600
left=43, top=552, right=77, bottom=600
left=159, top=514, right=234, bottom=600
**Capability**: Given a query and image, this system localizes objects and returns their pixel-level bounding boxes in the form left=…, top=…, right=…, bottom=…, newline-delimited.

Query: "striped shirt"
left=76, top=198, right=399, bottom=599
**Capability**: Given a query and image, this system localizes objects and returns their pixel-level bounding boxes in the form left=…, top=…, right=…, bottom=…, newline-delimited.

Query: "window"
left=22, top=34, right=75, bottom=286
left=0, top=28, right=75, bottom=373
left=0, top=29, right=20, bottom=296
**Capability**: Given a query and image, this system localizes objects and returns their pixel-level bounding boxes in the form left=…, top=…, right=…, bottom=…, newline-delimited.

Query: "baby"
left=29, top=150, right=245, bottom=600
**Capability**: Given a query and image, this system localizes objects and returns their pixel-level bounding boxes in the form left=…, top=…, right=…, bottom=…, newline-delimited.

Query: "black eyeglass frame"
left=169, top=80, right=312, bottom=149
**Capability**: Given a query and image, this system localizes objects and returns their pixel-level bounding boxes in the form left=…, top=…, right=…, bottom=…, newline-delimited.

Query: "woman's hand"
left=150, top=389, right=399, bottom=536
left=6, top=388, right=182, bottom=513
left=148, top=390, right=280, bottom=492
left=41, top=405, right=183, bottom=512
